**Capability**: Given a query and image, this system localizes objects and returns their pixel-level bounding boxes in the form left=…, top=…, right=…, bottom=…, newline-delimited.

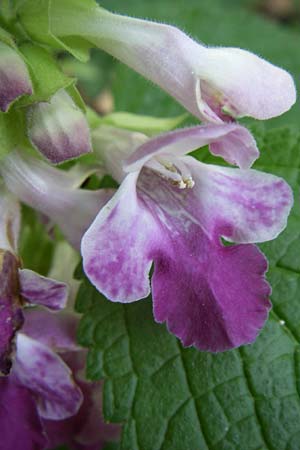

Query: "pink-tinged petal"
left=54, top=10, right=296, bottom=122
left=0, top=250, right=23, bottom=375
left=15, top=333, right=83, bottom=420
left=22, top=309, right=80, bottom=352
left=125, top=123, right=259, bottom=172
left=1, top=151, right=115, bottom=249
left=19, top=269, right=68, bottom=310
left=27, top=89, right=91, bottom=164
left=0, top=377, right=47, bottom=450
left=0, top=41, right=32, bottom=112
left=198, top=47, right=296, bottom=121
left=82, top=172, right=163, bottom=302
left=209, top=124, right=259, bottom=169
left=0, top=189, right=20, bottom=253
left=183, top=157, right=293, bottom=243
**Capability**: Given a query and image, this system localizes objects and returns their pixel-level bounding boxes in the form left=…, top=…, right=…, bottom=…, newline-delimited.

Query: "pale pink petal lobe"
left=19, top=268, right=68, bottom=310
left=82, top=172, right=162, bottom=302
left=15, top=333, right=83, bottom=420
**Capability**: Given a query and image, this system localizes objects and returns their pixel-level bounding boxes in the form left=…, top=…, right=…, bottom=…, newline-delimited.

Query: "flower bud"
left=27, top=89, right=92, bottom=164
left=0, top=41, right=32, bottom=112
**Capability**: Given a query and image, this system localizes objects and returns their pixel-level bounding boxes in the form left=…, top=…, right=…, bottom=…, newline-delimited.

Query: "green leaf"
left=0, top=25, right=15, bottom=46
left=0, top=108, right=27, bottom=159
left=76, top=125, right=300, bottom=450
left=16, top=43, right=74, bottom=106
left=0, top=1, right=15, bottom=25
left=16, top=0, right=93, bottom=61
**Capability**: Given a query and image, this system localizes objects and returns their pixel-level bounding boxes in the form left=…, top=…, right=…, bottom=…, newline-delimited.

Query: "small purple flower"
left=81, top=123, right=293, bottom=352
left=0, top=309, right=120, bottom=450
left=52, top=8, right=296, bottom=123
left=0, top=41, right=32, bottom=112
left=27, top=89, right=92, bottom=164
left=0, top=190, right=68, bottom=374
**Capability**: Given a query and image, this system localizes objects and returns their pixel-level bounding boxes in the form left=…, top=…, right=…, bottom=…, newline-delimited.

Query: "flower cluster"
left=0, top=0, right=297, bottom=448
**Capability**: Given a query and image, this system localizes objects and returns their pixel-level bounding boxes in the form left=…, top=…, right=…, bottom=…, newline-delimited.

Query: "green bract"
left=0, top=109, right=27, bottom=159
left=17, top=0, right=96, bottom=61
left=16, top=44, right=74, bottom=106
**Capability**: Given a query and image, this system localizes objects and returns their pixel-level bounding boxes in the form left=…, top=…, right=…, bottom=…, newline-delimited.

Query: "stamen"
left=145, top=157, right=195, bottom=189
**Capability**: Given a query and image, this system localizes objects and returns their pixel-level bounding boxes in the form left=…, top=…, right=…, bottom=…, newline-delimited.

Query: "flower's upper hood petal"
left=197, top=47, right=296, bottom=121
left=59, top=10, right=296, bottom=122
left=124, top=123, right=259, bottom=172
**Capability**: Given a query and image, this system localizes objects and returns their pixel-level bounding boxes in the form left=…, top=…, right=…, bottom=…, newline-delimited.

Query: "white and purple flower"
left=50, top=6, right=296, bottom=123
left=1, top=123, right=293, bottom=352
left=80, top=123, right=293, bottom=352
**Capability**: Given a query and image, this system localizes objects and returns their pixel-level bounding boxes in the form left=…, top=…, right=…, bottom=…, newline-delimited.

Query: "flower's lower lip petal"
left=138, top=169, right=271, bottom=351
left=22, top=309, right=80, bottom=352
left=0, top=251, right=24, bottom=375
left=82, top=172, right=162, bottom=302
left=15, top=333, right=83, bottom=420
left=19, top=268, right=68, bottom=310
left=184, top=157, right=293, bottom=244
left=152, top=234, right=271, bottom=352
left=0, top=377, right=47, bottom=450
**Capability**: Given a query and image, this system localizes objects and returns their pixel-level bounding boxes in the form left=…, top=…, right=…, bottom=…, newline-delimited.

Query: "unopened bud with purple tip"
left=0, top=41, right=33, bottom=112
left=27, top=89, right=92, bottom=164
